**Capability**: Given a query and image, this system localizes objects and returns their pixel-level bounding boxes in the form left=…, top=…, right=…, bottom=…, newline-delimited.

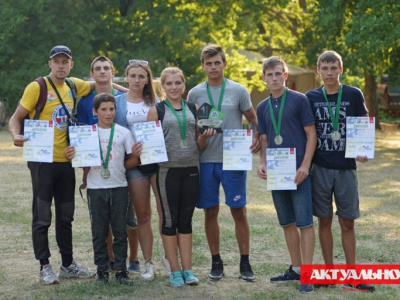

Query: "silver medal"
left=180, top=139, right=188, bottom=149
left=331, top=131, right=341, bottom=141
left=101, top=169, right=110, bottom=179
left=274, top=135, right=283, bottom=145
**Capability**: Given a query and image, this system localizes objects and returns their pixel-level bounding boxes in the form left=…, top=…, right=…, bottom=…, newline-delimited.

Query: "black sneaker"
left=343, top=284, right=375, bottom=292
left=239, top=262, right=256, bottom=282
left=96, top=271, right=109, bottom=284
left=270, top=265, right=300, bottom=283
left=108, top=261, right=115, bottom=272
left=115, top=270, right=133, bottom=285
left=209, top=260, right=224, bottom=280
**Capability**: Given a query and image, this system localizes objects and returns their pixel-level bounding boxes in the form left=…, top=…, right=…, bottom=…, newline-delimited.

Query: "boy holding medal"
left=306, top=51, right=374, bottom=292
left=65, top=93, right=139, bottom=285
left=257, top=56, right=317, bottom=294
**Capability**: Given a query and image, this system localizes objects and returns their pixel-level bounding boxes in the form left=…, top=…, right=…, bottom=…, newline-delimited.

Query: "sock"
left=240, top=255, right=249, bottom=264
left=212, top=254, right=222, bottom=262
left=292, top=266, right=301, bottom=274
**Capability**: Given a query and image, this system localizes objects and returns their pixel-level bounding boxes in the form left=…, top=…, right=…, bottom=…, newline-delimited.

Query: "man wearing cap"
left=9, top=45, right=96, bottom=285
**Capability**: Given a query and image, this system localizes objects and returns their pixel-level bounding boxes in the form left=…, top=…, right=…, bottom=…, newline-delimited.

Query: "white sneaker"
left=59, top=261, right=95, bottom=279
left=40, top=264, right=59, bottom=285
left=162, top=255, right=171, bottom=277
left=141, top=261, right=155, bottom=281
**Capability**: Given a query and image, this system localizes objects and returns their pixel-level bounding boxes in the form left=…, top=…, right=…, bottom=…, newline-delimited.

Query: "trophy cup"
left=196, top=103, right=223, bottom=133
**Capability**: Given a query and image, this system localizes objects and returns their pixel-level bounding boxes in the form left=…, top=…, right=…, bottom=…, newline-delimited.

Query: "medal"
left=274, top=135, right=283, bottom=145
left=268, top=88, right=287, bottom=147
left=322, top=85, right=343, bottom=141
left=101, top=169, right=110, bottom=179
left=98, top=123, right=115, bottom=180
left=331, top=131, right=341, bottom=141
left=180, top=139, right=188, bottom=149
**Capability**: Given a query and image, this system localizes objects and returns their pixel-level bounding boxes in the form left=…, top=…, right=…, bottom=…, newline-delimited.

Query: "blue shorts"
left=126, top=167, right=157, bottom=182
left=197, top=163, right=246, bottom=209
left=271, top=177, right=313, bottom=228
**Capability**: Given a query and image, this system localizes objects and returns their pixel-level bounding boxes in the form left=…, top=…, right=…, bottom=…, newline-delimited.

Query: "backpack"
left=20, top=76, right=77, bottom=133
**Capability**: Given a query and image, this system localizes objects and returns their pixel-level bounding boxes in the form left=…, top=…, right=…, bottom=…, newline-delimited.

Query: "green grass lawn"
left=0, top=128, right=399, bottom=299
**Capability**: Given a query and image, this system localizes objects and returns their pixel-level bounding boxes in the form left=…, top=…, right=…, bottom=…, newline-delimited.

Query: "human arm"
left=112, top=83, right=129, bottom=93
left=9, top=105, right=30, bottom=147
left=242, top=107, right=260, bottom=153
left=147, top=106, right=158, bottom=122
left=295, top=124, right=317, bottom=185
left=124, top=141, right=142, bottom=169
left=257, top=134, right=268, bottom=180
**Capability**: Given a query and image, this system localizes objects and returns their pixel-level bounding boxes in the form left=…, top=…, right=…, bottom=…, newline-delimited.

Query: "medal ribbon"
left=98, top=123, right=115, bottom=170
left=322, top=84, right=342, bottom=132
left=206, top=78, right=226, bottom=112
left=268, top=88, right=287, bottom=136
left=165, top=99, right=186, bottom=141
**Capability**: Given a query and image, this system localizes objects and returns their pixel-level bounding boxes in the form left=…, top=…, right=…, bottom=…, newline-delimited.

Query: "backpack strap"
left=155, top=101, right=166, bottom=122
left=32, top=77, right=48, bottom=120
left=65, top=78, right=78, bottom=114
left=186, top=101, right=196, bottom=117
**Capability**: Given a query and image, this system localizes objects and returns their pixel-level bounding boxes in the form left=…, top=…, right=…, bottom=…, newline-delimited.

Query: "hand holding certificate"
left=23, top=120, right=54, bottom=163
left=133, top=121, right=168, bottom=164
left=68, top=125, right=102, bottom=167
left=345, top=117, right=375, bottom=159
left=266, top=148, right=297, bottom=190
left=223, top=129, right=253, bottom=170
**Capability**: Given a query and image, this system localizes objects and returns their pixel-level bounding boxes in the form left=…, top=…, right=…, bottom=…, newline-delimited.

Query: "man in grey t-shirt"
left=187, top=44, right=260, bottom=282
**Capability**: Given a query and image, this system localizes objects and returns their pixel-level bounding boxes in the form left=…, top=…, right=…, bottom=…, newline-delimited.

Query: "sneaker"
left=343, top=284, right=375, bottom=292
left=270, top=265, right=300, bottom=283
left=108, top=261, right=115, bottom=272
left=141, top=261, right=155, bottom=281
left=170, top=270, right=184, bottom=287
left=40, top=264, right=59, bottom=285
left=239, top=261, right=256, bottom=282
left=299, top=284, right=314, bottom=294
left=128, top=260, right=140, bottom=273
left=182, top=269, right=200, bottom=286
left=96, top=271, right=109, bottom=284
left=209, top=260, right=224, bottom=280
left=162, top=256, right=171, bottom=277
left=59, top=261, right=96, bottom=279
left=115, top=270, right=133, bottom=285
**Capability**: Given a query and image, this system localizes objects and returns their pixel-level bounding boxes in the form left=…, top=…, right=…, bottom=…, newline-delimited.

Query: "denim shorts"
left=197, top=163, right=247, bottom=209
left=271, top=176, right=313, bottom=228
left=311, top=164, right=360, bottom=220
left=126, top=166, right=157, bottom=182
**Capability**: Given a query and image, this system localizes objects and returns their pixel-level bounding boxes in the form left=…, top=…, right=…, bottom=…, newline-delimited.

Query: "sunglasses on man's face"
left=129, top=59, right=149, bottom=66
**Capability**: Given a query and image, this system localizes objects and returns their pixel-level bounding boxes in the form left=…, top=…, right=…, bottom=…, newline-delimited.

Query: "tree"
left=302, top=0, right=400, bottom=127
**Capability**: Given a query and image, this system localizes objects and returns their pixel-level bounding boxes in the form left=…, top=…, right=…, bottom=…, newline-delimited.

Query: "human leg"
left=338, top=216, right=356, bottom=264
left=318, top=216, right=334, bottom=265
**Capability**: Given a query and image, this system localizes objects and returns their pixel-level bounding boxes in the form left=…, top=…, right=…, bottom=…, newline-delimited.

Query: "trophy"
left=196, top=103, right=223, bottom=133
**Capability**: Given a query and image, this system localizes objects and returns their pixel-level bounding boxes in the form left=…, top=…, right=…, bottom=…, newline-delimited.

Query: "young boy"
left=65, top=93, right=138, bottom=285
left=256, top=56, right=316, bottom=294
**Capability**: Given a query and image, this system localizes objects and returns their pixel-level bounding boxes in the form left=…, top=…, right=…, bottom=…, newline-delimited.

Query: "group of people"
left=8, top=43, right=374, bottom=293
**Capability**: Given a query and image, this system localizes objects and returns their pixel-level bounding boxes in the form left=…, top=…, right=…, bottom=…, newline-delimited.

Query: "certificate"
left=133, top=121, right=168, bottom=164
left=223, top=129, right=253, bottom=170
left=23, top=119, right=54, bottom=163
left=69, top=125, right=102, bottom=167
left=266, top=148, right=297, bottom=190
left=345, top=117, right=375, bottom=159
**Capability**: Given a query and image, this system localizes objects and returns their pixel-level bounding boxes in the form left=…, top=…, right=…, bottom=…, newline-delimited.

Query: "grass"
left=0, top=127, right=400, bottom=299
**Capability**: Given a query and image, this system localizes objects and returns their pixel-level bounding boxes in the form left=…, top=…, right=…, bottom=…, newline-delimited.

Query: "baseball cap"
left=49, top=45, right=72, bottom=59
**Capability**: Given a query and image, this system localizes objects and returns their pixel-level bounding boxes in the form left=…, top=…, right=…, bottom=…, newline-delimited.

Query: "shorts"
left=197, top=163, right=246, bottom=209
left=311, top=164, right=360, bottom=220
left=126, top=200, right=138, bottom=229
left=126, top=166, right=157, bottom=182
left=271, top=177, right=313, bottom=228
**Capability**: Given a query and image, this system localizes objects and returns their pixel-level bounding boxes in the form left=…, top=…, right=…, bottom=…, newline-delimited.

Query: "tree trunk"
left=364, top=72, right=380, bottom=129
